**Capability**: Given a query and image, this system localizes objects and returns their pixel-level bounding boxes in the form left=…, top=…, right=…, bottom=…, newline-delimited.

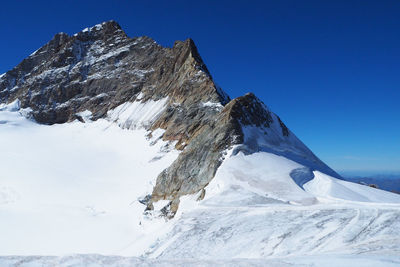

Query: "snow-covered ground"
left=1, top=254, right=400, bottom=267
left=1, top=101, right=400, bottom=266
left=0, top=100, right=179, bottom=256
left=143, top=150, right=400, bottom=262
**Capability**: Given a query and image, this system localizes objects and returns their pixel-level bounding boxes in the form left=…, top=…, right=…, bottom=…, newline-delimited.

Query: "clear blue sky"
left=1, top=1, right=399, bottom=175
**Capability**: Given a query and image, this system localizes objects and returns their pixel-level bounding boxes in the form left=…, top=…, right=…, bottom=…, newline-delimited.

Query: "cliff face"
left=0, top=21, right=338, bottom=216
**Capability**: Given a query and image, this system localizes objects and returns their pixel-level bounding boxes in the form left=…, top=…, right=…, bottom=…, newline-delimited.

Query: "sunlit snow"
left=107, top=97, right=169, bottom=130
left=0, top=101, right=399, bottom=266
left=0, top=102, right=179, bottom=255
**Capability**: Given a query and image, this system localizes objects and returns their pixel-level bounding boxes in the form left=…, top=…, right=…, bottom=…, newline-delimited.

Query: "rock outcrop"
left=0, top=21, right=339, bottom=216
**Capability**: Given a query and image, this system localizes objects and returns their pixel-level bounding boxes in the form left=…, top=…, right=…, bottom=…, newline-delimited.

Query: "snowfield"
left=0, top=100, right=180, bottom=256
left=0, top=101, right=400, bottom=266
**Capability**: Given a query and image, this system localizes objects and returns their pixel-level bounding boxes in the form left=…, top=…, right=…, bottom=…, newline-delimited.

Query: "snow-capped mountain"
left=0, top=21, right=399, bottom=266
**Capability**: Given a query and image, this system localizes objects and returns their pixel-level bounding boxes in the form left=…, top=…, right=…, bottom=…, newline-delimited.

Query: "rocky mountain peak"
left=221, top=92, right=274, bottom=128
left=49, top=32, right=70, bottom=48
left=0, top=21, right=339, bottom=217
left=73, top=20, right=127, bottom=42
left=173, top=38, right=211, bottom=76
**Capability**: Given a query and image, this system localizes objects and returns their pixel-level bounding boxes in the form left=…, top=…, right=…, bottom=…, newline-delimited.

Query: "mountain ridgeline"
left=0, top=21, right=339, bottom=216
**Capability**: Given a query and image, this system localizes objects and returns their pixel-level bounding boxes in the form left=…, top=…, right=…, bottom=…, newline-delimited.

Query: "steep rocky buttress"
left=0, top=21, right=339, bottom=217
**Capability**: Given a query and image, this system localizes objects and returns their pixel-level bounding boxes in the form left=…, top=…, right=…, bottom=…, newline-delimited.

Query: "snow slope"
left=0, top=101, right=179, bottom=255
left=143, top=150, right=400, bottom=261
left=1, top=102, right=400, bottom=266
left=202, top=151, right=317, bottom=206
left=1, top=254, right=400, bottom=267
left=107, top=97, right=169, bottom=130
left=304, top=171, right=400, bottom=203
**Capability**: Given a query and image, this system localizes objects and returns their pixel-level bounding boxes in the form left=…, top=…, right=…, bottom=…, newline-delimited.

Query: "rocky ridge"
left=0, top=21, right=339, bottom=216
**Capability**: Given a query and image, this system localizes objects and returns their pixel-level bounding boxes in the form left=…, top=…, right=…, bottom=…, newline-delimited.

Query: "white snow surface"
left=240, top=113, right=337, bottom=178
left=304, top=171, right=400, bottom=203
left=0, top=102, right=179, bottom=256
left=201, top=101, right=223, bottom=110
left=203, top=151, right=317, bottom=206
left=107, top=97, right=169, bottom=130
left=143, top=150, right=400, bottom=261
left=0, top=100, right=400, bottom=266
left=0, top=99, right=20, bottom=112
left=80, top=22, right=108, bottom=34
left=1, top=254, right=400, bottom=267
left=75, top=110, right=92, bottom=122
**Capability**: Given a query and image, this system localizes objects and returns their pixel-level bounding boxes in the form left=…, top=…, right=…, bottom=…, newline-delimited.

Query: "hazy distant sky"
left=1, top=1, right=399, bottom=174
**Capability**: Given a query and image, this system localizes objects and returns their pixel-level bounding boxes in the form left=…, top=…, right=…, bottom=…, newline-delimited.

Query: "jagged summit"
left=55, top=21, right=125, bottom=39
left=0, top=21, right=338, bottom=216
left=173, top=38, right=211, bottom=75
left=84, top=20, right=123, bottom=32
left=73, top=21, right=127, bottom=41
left=222, top=92, right=274, bottom=128
left=0, top=21, right=224, bottom=125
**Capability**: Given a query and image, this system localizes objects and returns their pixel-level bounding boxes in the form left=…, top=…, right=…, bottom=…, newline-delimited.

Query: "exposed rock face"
left=151, top=93, right=277, bottom=201
left=0, top=21, right=339, bottom=216
left=0, top=21, right=227, bottom=141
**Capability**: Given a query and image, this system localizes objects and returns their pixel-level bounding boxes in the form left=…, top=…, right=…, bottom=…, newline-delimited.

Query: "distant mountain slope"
left=342, top=174, right=400, bottom=193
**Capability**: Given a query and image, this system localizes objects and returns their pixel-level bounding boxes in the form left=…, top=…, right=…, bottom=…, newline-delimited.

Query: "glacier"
left=0, top=102, right=399, bottom=266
